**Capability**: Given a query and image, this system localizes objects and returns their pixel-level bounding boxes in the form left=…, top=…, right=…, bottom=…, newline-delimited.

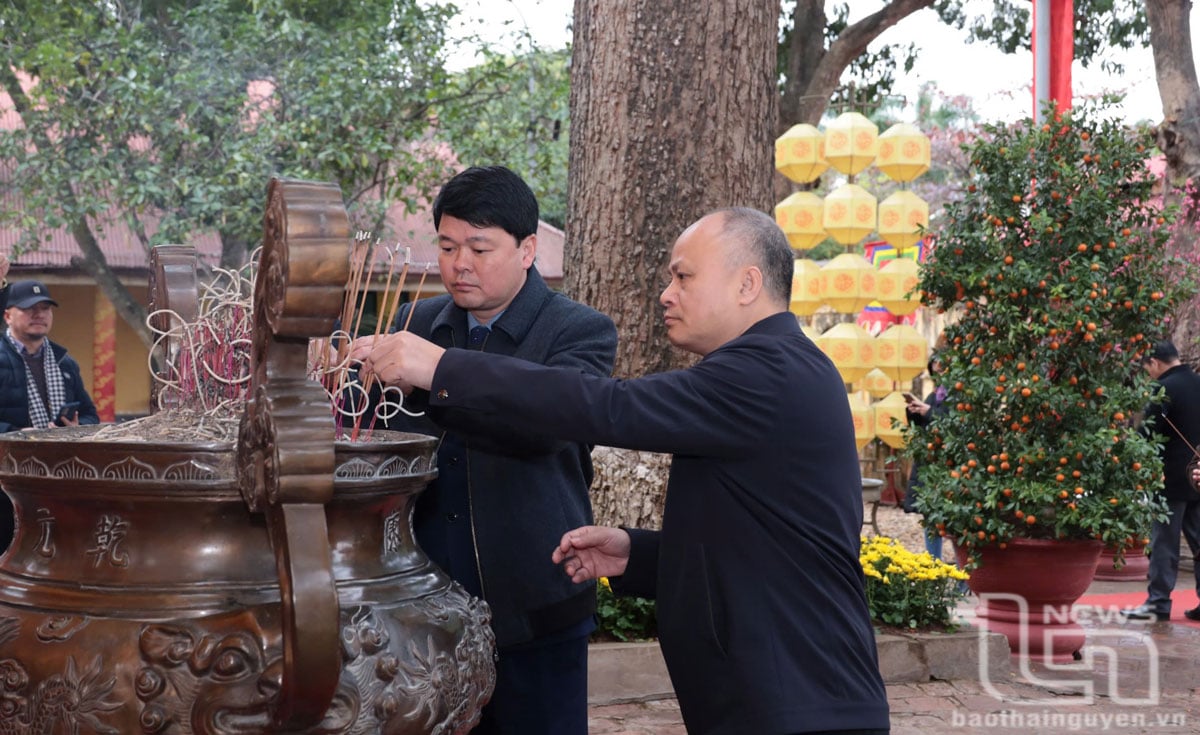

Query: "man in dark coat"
left=1, top=278, right=101, bottom=551
left=350, top=166, right=617, bottom=735
left=363, top=208, right=890, bottom=735
left=1123, top=340, right=1200, bottom=622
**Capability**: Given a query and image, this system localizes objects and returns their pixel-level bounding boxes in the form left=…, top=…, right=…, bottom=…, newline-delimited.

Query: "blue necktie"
left=468, top=326, right=489, bottom=350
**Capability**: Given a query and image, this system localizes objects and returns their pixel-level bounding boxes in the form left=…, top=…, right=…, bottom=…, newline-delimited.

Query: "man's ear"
left=520, top=234, right=538, bottom=269
left=738, top=266, right=764, bottom=305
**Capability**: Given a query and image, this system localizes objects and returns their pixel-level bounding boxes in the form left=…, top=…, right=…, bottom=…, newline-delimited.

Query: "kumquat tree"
left=907, top=99, right=1195, bottom=563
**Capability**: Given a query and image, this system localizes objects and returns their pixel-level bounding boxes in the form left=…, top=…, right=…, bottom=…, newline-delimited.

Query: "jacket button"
left=447, top=456, right=459, bottom=466
left=446, top=513, right=458, bottom=522
left=437, top=389, right=449, bottom=400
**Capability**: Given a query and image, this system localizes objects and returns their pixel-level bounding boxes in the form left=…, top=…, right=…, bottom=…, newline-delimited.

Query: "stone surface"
left=588, top=642, right=674, bottom=705
left=589, top=626, right=1009, bottom=704
left=924, top=628, right=1011, bottom=682
left=874, top=633, right=930, bottom=682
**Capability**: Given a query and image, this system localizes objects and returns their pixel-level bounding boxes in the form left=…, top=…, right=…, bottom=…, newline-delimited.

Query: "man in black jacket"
left=1, top=280, right=101, bottom=433
left=1123, top=340, right=1200, bottom=622
left=351, top=166, right=617, bottom=735
left=363, top=208, right=890, bottom=735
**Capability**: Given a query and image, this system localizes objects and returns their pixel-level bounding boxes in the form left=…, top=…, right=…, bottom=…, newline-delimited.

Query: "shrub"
left=860, top=536, right=968, bottom=630
left=592, top=577, right=657, bottom=642
left=906, top=100, right=1193, bottom=563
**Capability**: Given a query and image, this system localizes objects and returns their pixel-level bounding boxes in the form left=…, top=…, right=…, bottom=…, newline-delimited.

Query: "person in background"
left=904, top=356, right=950, bottom=559
left=361, top=208, right=890, bottom=735
left=0, top=278, right=101, bottom=551
left=350, top=166, right=617, bottom=735
left=1123, top=340, right=1200, bottom=622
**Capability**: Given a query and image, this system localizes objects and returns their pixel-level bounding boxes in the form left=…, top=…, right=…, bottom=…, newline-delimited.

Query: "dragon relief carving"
left=130, top=594, right=493, bottom=735
left=135, top=621, right=281, bottom=734
left=339, top=593, right=496, bottom=735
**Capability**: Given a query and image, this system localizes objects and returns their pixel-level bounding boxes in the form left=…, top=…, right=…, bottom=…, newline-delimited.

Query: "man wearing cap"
left=1, top=279, right=99, bottom=434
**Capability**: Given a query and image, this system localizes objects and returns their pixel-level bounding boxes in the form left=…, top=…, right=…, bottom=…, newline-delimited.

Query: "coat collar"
left=741, top=311, right=802, bottom=339
left=2, top=334, right=64, bottom=362
left=428, top=266, right=555, bottom=346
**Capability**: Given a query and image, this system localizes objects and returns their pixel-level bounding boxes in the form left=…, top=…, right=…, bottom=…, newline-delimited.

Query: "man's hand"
left=345, top=334, right=385, bottom=365
left=362, top=331, right=446, bottom=393
left=551, top=526, right=631, bottom=584
left=0, top=251, right=9, bottom=285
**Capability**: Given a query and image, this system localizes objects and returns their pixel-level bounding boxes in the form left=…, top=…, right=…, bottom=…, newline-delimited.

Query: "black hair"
left=432, top=166, right=539, bottom=244
left=717, top=207, right=794, bottom=304
left=1147, top=340, right=1180, bottom=363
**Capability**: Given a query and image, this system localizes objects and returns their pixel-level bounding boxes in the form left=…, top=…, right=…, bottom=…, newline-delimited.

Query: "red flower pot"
left=1094, top=541, right=1149, bottom=581
left=956, top=537, right=1103, bottom=664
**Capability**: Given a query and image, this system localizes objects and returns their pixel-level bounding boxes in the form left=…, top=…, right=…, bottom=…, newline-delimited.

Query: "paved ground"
left=588, top=576, right=1200, bottom=734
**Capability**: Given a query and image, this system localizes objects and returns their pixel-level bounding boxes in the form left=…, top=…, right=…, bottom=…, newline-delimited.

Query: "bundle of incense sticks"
left=147, top=263, right=255, bottom=415
left=314, top=232, right=430, bottom=440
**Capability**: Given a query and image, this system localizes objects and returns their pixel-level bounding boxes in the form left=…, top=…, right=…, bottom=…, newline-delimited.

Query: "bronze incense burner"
left=0, top=179, right=495, bottom=733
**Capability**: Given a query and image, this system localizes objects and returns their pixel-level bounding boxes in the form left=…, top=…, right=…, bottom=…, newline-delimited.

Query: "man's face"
left=4, top=302, right=53, bottom=345
left=437, top=214, right=535, bottom=324
left=659, top=214, right=744, bottom=356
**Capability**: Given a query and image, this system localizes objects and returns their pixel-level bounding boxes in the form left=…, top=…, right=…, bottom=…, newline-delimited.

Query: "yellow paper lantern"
left=858, top=367, right=894, bottom=399
left=872, top=391, right=910, bottom=449
left=875, top=258, right=922, bottom=316
left=822, top=183, right=877, bottom=245
left=824, top=111, right=879, bottom=176
left=816, top=322, right=876, bottom=384
left=848, top=393, right=874, bottom=450
left=789, top=259, right=824, bottom=317
left=776, top=192, right=827, bottom=250
left=876, top=123, right=931, bottom=182
left=819, top=252, right=877, bottom=314
left=874, top=323, right=928, bottom=383
left=877, top=190, right=929, bottom=250
left=775, top=123, right=829, bottom=184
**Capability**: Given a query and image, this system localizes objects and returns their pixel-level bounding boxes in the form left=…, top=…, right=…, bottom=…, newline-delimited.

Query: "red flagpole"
left=1032, top=0, right=1074, bottom=119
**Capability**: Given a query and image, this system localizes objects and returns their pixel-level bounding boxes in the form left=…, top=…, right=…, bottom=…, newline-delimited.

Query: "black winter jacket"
left=426, top=312, right=889, bottom=735
left=1142, top=363, right=1200, bottom=502
left=0, top=337, right=100, bottom=433
left=376, top=267, right=617, bottom=648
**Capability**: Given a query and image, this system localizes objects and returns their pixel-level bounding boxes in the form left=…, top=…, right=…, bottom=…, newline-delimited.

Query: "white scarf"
left=6, top=330, right=67, bottom=429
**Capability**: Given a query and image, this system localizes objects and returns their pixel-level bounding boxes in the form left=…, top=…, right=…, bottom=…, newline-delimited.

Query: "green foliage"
left=592, top=578, right=657, bottom=642
left=861, top=536, right=967, bottom=630
left=933, top=0, right=1149, bottom=75
left=0, top=0, right=476, bottom=267
left=906, top=100, right=1192, bottom=561
left=434, top=48, right=571, bottom=229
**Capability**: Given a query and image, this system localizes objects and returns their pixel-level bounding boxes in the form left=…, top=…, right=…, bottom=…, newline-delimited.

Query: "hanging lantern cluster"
left=814, top=322, right=929, bottom=392
left=777, top=111, right=936, bottom=452
left=775, top=113, right=932, bottom=317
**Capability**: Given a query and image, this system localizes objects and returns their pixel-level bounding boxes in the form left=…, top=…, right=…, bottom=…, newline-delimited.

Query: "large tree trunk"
left=1146, top=0, right=1200, bottom=195
left=68, top=223, right=153, bottom=349
left=565, top=0, right=777, bottom=527
left=1145, top=0, right=1200, bottom=363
